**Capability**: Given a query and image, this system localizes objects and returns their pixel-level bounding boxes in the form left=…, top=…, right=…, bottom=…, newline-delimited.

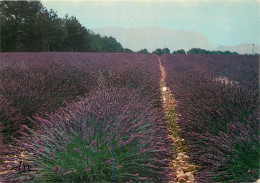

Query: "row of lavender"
left=0, top=53, right=171, bottom=182
left=169, top=54, right=259, bottom=90
left=162, top=54, right=259, bottom=182
left=0, top=52, right=161, bottom=142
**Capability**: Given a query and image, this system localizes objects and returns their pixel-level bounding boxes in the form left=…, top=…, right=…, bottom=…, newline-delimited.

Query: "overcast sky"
left=42, top=0, right=260, bottom=47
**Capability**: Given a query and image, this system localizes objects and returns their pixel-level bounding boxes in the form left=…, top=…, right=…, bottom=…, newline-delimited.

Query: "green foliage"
left=152, top=48, right=170, bottom=55
left=211, top=132, right=259, bottom=183
left=62, top=15, right=91, bottom=52
left=228, top=142, right=259, bottom=182
left=187, top=48, right=239, bottom=55
left=0, top=1, right=124, bottom=52
left=0, top=1, right=43, bottom=52
left=162, top=48, right=170, bottom=54
left=33, top=135, right=114, bottom=183
left=100, top=36, right=123, bottom=52
left=152, top=49, right=163, bottom=55
left=137, top=49, right=149, bottom=54
left=122, top=48, right=133, bottom=53
left=42, top=9, right=67, bottom=51
left=32, top=134, right=157, bottom=183
left=172, top=49, right=186, bottom=54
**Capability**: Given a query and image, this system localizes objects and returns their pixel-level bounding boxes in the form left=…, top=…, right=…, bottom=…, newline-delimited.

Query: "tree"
left=0, top=1, right=126, bottom=53
left=0, top=1, right=43, bottom=52
left=122, top=48, right=133, bottom=53
left=152, top=48, right=170, bottom=55
left=187, top=48, right=239, bottom=55
left=173, top=49, right=186, bottom=54
left=162, top=48, right=170, bottom=54
left=187, top=48, right=211, bottom=54
left=63, top=16, right=91, bottom=51
left=138, top=48, right=149, bottom=54
left=42, top=9, right=67, bottom=51
left=100, top=36, right=123, bottom=52
left=89, top=32, right=103, bottom=52
left=152, top=48, right=163, bottom=55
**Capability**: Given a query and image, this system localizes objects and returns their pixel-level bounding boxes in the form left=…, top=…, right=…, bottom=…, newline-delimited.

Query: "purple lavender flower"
left=86, top=166, right=91, bottom=172
left=52, top=165, right=59, bottom=172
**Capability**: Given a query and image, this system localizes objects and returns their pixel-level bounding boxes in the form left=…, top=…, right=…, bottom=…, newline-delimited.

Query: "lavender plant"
left=0, top=52, right=170, bottom=182
left=5, top=88, right=171, bottom=182
left=0, top=95, right=24, bottom=146
left=162, top=54, right=259, bottom=90
left=0, top=52, right=163, bottom=145
left=196, top=112, right=259, bottom=182
left=162, top=54, right=259, bottom=182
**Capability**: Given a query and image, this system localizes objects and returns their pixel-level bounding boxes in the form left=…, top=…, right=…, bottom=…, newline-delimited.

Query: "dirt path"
left=158, top=56, right=201, bottom=183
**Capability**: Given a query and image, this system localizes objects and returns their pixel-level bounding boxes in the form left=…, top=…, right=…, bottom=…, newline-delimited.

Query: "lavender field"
left=0, top=53, right=259, bottom=182
left=162, top=54, right=259, bottom=182
left=0, top=52, right=172, bottom=182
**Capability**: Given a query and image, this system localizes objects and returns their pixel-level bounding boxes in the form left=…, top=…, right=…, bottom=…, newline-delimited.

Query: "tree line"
left=0, top=1, right=241, bottom=55
left=151, top=48, right=239, bottom=55
left=130, top=48, right=239, bottom=55
left=0, top=1, right=124, bottom=52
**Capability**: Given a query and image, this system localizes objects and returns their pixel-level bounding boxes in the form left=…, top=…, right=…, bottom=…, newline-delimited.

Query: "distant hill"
left=215, top=44, right=260, bottom=55
left=93, top=27, right=214, bottom=52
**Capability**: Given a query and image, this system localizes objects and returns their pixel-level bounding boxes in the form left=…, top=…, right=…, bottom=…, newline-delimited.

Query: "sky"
left=42, top=0, right=260, bottom=47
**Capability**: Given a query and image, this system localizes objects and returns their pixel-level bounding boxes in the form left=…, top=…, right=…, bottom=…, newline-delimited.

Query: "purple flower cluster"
left=0, top=96, right=25, bottom=153
left=161, top=54, right=259, bottom=90
left=0, top=52, right=162, bottom=116
left=8, top=88, right=171, bottom=182
left=0, top=52, right=162, bottom=149
left=0, top=52, right=172, bottom=182
left=162, top=54, right=259, bottom=182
